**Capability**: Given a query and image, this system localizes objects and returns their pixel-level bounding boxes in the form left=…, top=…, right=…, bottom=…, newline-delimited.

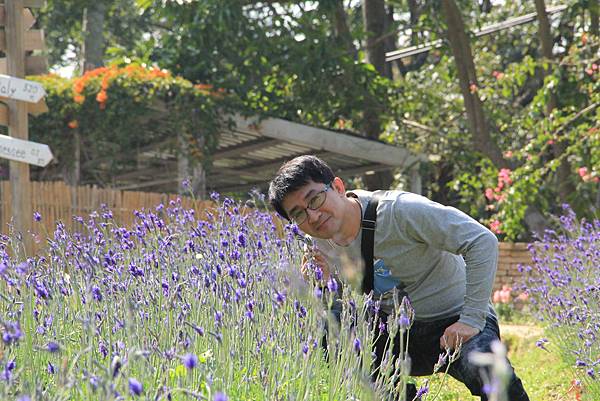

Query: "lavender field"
left=0, top=196, right=416, bottom=401
left=520, top=206, right=600, bottom=400
left=1, top=198, right=598, bottom=400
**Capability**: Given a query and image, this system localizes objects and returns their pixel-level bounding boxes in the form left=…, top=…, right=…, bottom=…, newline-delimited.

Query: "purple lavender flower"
left=2, top=321, right=23, bottom=344
left=237, top=233, right=246, bottom=247
left=326, top=277, right=338, bottom=293
left=129, top=378, right=143, bottom=396
left=47, top=341, right=60, bottom=353
left=398, top=313, right=411, bottom=330
left=416, top=383, right=429, bottom=398
left=191, top=324, right=204, bottom=336
left=1, top=360, right=15, bottom=381
left=33, top=212, right=41, bottom=222
left=214, top=392, right=228, bottom=401
left=47, top=362, right=56, bottom=374
left=182, top=353, right=198, bottom=370
left=353, top=337, right=362, bottom=353
left=111, top=356, right=122, bottom=378
left=274, top=290, right=286, bottom=304
left=89, top=376, right=99, bottom=391
left=215, top=311, right=223, bottom=325
left=98, top=341, right=108, bottom=358
left=535, top=338, right=549, bottom=351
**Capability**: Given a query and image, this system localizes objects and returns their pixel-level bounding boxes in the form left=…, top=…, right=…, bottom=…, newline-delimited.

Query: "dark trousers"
left=372, top=313, right=530, bottom=401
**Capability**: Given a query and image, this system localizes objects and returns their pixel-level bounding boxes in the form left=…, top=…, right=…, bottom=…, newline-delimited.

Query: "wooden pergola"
left=115, top=114, right=426, bottom=197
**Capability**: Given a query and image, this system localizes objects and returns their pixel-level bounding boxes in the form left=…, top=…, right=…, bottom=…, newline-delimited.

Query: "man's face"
left=281, top=179, right=344, bottom=239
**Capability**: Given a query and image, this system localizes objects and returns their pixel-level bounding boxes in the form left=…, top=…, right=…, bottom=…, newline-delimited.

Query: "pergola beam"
left=231, top=114, right=424, bottom=168
left=213, top=137, right=282, bottom=160
left=334, top=163, right=397, bottom=178
left=385, top=5, right=567, bottom=62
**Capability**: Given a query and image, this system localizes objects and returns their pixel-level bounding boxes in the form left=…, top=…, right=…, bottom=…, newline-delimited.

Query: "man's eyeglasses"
left=289, top=182, right=333, bottom=225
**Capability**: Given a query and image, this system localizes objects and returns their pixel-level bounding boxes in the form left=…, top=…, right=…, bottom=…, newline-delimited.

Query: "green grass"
left=414, top=324, right=574, bottom=401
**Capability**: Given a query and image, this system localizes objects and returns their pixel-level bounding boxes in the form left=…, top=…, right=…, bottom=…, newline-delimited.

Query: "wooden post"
left=6, top=0, right=32, bottom=253
left=177, top=132, right=206, bottom=200
left=409, top=163, right=422, bottom=195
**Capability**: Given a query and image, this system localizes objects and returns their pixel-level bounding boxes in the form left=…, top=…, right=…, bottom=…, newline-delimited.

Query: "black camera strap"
left=360, top=193, right=381, bottom=294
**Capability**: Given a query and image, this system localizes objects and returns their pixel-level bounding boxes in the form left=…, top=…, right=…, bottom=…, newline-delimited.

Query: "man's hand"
left=439, top=322, right=480, bottom=350
left=301, top=249, right=330, bottom=282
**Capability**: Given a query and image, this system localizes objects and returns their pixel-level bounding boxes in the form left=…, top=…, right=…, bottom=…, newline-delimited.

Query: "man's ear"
left=332, top=176, right=345, bottom=194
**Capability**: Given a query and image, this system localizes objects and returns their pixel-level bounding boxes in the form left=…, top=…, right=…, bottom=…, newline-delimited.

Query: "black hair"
left=268, top=155, right=335, bottom=220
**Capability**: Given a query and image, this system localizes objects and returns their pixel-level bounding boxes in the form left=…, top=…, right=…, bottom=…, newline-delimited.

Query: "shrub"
left=521, top=205, right=600, bottom=400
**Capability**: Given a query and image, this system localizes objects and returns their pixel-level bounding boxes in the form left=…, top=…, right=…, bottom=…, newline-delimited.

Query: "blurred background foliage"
left=8, top=0, right=597, bottom=240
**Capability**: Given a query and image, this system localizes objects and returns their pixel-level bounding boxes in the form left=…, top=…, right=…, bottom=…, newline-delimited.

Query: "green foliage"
left=431, top=330, right=572, bottom=400
left=28, top=65, right=240, bottom=185
left=38, top=0, right=153, bottom=69
left=31, top=0, right=600, bottom=238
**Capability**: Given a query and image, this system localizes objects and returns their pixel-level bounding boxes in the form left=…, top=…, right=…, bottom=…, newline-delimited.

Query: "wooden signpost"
left=0, top=134, right=52, bottom=167
left=0, top=74, right=45, bottom=102
left=0, top=0, right=49, bottom=252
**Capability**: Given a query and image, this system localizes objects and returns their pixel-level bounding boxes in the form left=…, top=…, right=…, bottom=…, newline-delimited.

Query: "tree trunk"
left=361, top=0, right=393, bottom=189
left=442, top=0, right=548, bottom=236
left=331, top=0, right=357, bottom=59
left=178, top=133, right=206, bottom=199
left=80, top=2, right=106, bottom=72
left=535, top=0, right=575, bottom=203
left=590, top=0, right=599, bottom=54
left=64, top=130, right=81, bottom=186
left=479, top=0, right=492, bottom=13
left=73, top=2, right=105, bottom=189
left=441, top=0, right=508, bottom=170
left=362, top=0, right=388, bottom=77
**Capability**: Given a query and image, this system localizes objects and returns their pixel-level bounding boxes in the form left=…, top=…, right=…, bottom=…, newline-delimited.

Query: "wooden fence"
left=0, top=180, right=213, bottom=235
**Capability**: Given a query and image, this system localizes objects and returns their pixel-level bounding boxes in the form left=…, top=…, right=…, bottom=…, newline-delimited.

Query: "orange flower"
left=101, top=76, right=110, bottom=90
left=73, top=80, right=85, bottom=94
left=96, top=90, right=108, bottom=103
left=68, top=120, right=79, bottom=129
left=195, top=83, right=214, bottom=90
left=210, top=87, right=226, bottom=99
left=73, top=94, right=85, bottom=104
left=149, top=67, right=169, bottom=78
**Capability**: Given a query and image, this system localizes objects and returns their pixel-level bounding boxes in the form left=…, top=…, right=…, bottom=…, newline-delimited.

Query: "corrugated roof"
left=115, top=115, right=425, bottom=196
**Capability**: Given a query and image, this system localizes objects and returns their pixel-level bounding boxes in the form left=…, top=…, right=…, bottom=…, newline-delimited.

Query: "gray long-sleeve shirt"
left=314, top=190, right=498, bottom=331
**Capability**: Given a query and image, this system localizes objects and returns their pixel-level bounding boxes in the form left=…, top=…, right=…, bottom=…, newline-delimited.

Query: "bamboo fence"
left=0, top=180, right=214, bottom=236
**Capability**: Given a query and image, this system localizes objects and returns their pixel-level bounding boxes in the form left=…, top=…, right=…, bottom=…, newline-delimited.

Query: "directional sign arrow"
left=0, top=74, right=45, bottom=103
left=0, top=134, right=53, bottom=166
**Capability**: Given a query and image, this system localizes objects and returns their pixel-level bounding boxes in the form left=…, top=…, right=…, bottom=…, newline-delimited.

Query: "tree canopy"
left=15, top=0, right=599, bottom=240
